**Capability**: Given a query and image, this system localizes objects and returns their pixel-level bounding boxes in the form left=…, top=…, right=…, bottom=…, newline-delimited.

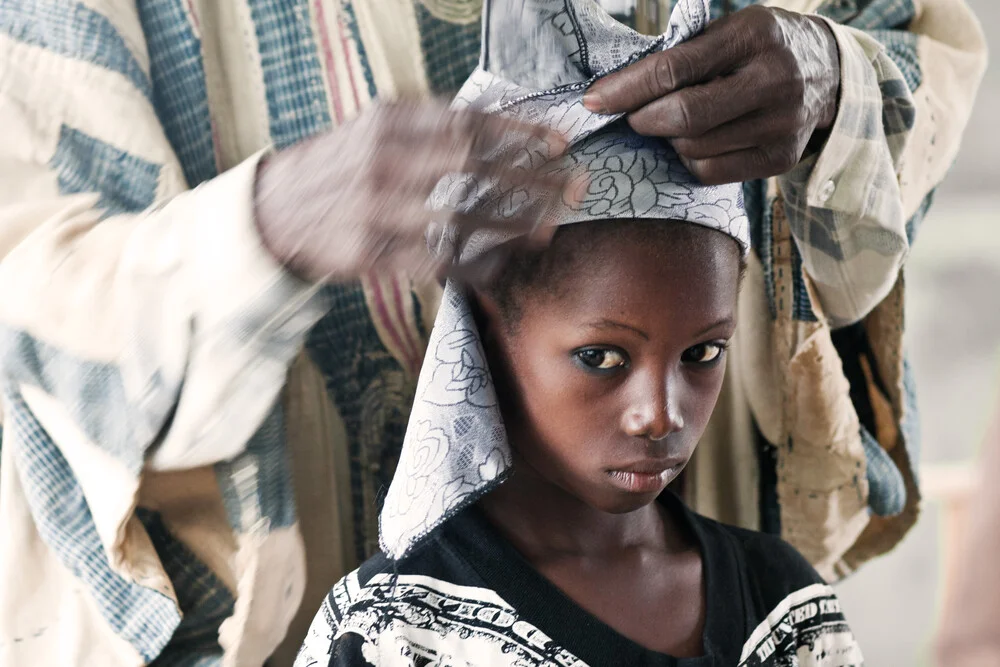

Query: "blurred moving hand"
left=254, top=100, right=568, bottom=284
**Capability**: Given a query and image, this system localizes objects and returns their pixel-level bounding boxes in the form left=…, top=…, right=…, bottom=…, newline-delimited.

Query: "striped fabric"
left=0, top=0, right=153, bottom=98
left=137, top=0, right=219, bottom=187
left=0, top=0, right=986, bottom=664
left=776, top=21, right=914, bottom=329
left=5, top=388, right=181, bottom=662
left=415, top=2, right=481, bottom=95
left=140, top=509, right=234, bottom=667
left=50, top=125, right=161, bottom=218
left=248, top=0, right=333, bottom=149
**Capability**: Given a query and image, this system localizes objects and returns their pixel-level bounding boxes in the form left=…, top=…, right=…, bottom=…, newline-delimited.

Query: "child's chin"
left=591, top=489, right=662, bottom=515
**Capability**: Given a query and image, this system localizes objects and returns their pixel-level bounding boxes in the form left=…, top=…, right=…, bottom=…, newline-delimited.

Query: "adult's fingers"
left=669, top=107, right=799, bottom=160
left=445, top=228, right=560, bottom=289
left=366, top=142, right=566, bottom=204
left=384, top=103, right=568, bottom=159
left=467, top=115, right=569, bottom=161
left=447, top=206, right=557, bottom=240
left=375, top=242, right=452, bottom=285
left=583, top=12, right=751, bottom=115
left=680, top=141, right=801, bottom=186
left=462, top=158, right=570, bottom=195
left=374, top=222, right=546, bottom=288
left=445, top=245, right=514, bottom=288
left=624, top=66, right=775, bottom=139
left=442, top=185, right=565, bottom=265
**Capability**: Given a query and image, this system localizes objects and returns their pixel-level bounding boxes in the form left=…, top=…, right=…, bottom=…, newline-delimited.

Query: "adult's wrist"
left=807, top=15, right=842, bottom=133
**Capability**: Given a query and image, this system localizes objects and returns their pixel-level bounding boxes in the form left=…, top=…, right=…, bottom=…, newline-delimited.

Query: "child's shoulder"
left=300, top=541, right=476, bottom=667
left=340, top=527, right=484, bottom=592
left=685, top=508, right=826, bottom=590
left=720, top=520, right=818, bottom=579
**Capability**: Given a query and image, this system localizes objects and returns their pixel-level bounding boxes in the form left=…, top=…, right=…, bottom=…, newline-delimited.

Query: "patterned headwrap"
left=380, top=0, right=750, bottom=560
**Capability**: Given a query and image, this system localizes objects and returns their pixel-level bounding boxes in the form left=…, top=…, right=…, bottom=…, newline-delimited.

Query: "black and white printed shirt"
left=296, top=494, right=863, bottom=666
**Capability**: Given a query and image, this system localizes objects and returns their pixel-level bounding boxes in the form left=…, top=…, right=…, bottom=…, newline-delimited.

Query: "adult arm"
left=0, top=14, right=320, bottom=474
left=584, top=0, right=986, bottom=326
left=0, top=11, right=565, bottom=476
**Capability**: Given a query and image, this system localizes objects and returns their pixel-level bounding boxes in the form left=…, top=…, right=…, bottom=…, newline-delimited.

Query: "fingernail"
left=582, top=90, right=606, bottom=114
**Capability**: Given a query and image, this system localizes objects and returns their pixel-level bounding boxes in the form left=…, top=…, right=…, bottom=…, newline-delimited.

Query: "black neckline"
left=441, top=492, right=749, bottom=666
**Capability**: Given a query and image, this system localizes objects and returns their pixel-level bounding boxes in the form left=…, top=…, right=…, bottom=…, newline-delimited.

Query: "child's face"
left=485, top=224, right=740, bottom=514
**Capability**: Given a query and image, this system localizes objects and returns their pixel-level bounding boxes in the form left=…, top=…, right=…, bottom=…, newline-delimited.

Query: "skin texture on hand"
left=254, top=100, right=568, bottom=283
left=583, top=6, right=840, bottom=185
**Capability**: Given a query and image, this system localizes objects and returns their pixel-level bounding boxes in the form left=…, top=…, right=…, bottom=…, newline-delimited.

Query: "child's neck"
left=478, top=456, right=684, bottom=561
left=478, top=454, right=706, bottom=657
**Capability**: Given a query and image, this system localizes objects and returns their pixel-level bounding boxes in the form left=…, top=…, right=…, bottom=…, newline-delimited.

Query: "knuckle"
left=793, top=105, right=810, bottom=131
left=787, top=64, right=807, bottom=98
left=743, top=6, right=784, bottom=50
left=652, top=49, right=693, bottom=94
left=650, top=55, right=677, bottom=96
left=671, top=95, right=698, bottom=136
left=757, top=7, right=784, bottom=42
left=773, top=142, right=800, bottom=173
left=625, top=112, right=652, bottom=137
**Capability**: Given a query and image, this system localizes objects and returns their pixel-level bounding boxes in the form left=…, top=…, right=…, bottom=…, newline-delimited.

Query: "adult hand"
left=254, top=100, right=568, bottom=283
left=583, top=6, right=840, bottom=185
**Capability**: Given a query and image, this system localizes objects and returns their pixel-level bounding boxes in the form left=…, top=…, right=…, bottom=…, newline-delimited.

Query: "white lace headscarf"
left=380, top=0, right=750, bottom=560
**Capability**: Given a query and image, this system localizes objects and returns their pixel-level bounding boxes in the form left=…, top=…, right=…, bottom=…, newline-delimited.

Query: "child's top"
left=296, top=492, right=862, bottom=666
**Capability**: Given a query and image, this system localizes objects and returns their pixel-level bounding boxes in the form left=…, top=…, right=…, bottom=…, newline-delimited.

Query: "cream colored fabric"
left=688, top=0, right=986, bottom=566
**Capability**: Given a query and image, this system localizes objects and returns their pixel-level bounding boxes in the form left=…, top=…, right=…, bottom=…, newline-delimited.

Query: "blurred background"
left=832, top=0, right=998, bottom=662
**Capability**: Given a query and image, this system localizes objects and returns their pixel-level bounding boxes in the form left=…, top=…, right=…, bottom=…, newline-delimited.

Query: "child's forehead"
left=541, top=218, right=720, bottom=266
left=522, top=221, right=738, bottom=296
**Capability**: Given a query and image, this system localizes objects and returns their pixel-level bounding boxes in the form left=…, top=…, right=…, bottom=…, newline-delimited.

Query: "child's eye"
left=573, top=347, right=629, bottom=371
left=682, top=343, right=727, bottom=365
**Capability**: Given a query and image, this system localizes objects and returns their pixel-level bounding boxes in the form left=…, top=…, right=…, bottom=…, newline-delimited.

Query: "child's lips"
left=606, top=459, right=683, bottom=493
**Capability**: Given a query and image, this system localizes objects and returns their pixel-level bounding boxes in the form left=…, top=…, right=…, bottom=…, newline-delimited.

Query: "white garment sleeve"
left=0, top=25, right=326, bottom=474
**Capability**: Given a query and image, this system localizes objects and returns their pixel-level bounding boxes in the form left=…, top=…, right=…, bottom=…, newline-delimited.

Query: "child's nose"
left=620, top=368, right=684, bottom=440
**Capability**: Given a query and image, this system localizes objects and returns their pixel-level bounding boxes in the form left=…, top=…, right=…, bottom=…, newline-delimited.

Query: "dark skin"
left=255, top=100, right=567, bottom=284
left=584, top=6, right=841, bottom=185
left=476, top=222, right=741, bottom=656
left=255, top=8, right=840, bottom=284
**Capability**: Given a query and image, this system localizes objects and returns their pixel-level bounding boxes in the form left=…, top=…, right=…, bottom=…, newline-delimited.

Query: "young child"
left=296, top=0, right=863, bottom=665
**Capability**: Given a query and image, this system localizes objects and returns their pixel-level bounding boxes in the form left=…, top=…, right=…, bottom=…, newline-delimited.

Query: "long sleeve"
left=0, top=7, right=327, bottom=476
left=772, top=0, right=986, bottom=327
left=0, top=7, right=328, bottom=664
